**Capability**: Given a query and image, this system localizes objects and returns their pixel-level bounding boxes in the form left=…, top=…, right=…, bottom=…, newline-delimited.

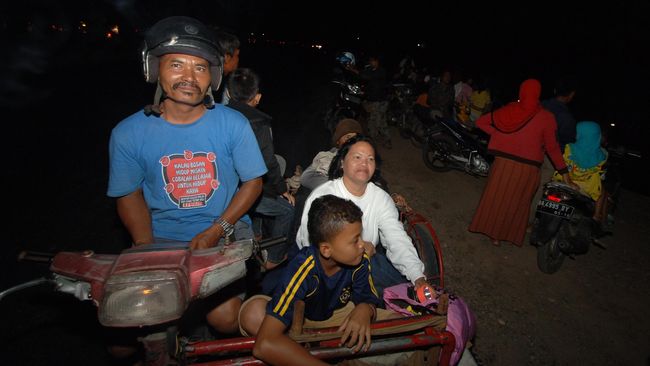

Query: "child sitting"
left=239, top=194, right=397, bottom=365
left=554, top=121, right=608, bottom=222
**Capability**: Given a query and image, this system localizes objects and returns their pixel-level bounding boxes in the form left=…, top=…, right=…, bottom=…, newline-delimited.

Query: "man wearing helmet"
left=107, top=16, right=267, bottom=336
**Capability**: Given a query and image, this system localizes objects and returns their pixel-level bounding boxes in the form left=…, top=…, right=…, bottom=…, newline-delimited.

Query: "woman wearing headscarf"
left=469, top=79, right=574, bottom=246
left=553, top=121, right=608, bottom=221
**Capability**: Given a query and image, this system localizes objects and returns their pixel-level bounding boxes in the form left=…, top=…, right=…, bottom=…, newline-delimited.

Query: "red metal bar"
left=190, top=331, right=456, bottom=366
left=404, top=211, right=445, bottom=287
left=185, top=337, right=256, bottom=356
left=186, top=314, right=441, bottom=357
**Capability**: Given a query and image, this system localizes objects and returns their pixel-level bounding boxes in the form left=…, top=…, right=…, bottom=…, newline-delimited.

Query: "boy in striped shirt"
left=239, top=194, right=389, bottom=365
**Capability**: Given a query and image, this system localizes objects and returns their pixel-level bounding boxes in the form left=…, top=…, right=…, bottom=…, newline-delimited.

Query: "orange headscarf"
left=492, top=79, right=542, bottom=133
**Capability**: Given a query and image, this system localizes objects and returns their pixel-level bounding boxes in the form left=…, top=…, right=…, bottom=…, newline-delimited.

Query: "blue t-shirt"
left=267, top=246, right=381, bottom=327
left=107, top=106, right=267, bottom=241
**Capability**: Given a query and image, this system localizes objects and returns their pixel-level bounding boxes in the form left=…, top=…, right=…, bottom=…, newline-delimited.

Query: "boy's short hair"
left=308, top=195, right=362, bottom=246
left=227, top=68, right=259, bottom=103
left=215, top=30, right=240, bottom=56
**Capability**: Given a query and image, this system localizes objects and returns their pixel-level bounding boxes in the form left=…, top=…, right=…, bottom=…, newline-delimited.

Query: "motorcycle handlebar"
left=18, top=250, right=55, bottom=263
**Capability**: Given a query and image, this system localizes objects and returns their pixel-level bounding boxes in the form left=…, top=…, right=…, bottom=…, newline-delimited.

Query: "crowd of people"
left=103, top=14, right=609, bottom=366
left=106, top=15, right=444, bottom=366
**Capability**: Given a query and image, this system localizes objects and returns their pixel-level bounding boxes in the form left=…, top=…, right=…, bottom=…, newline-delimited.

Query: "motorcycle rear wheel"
left=422, top=134, right=456, bottom=172
left=536, top=223, right=568, bottom=274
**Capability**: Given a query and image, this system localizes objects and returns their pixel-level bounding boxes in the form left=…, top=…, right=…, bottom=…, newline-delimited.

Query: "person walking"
left=346, top=54, right=391, bottom=149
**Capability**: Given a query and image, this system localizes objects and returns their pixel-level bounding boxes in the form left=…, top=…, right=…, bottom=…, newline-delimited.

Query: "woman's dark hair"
left=327, top=134, right=387, bottom=189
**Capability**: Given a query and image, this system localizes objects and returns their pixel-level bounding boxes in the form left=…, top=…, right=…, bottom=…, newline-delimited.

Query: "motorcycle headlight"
left=347, top=84, right=363, bottom=95
left=99, top=271, right=188, bottom=327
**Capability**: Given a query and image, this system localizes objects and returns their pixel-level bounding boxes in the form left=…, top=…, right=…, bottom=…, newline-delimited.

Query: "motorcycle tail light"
left=546, top=194, right=562, bottom=202
left=99, top=271, right=188, bottom=327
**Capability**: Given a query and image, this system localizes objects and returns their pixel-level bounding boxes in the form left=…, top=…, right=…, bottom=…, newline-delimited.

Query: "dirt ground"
left=379, top=128, right=650, bottom=365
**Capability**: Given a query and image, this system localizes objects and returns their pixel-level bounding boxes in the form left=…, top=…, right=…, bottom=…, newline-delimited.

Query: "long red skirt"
left=469, top=157, right=541, bottom=246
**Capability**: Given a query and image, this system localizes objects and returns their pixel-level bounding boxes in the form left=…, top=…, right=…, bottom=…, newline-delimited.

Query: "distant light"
left=106, top=32, right=112, bottom=39
left=111, top=25, right=119, bottom=34
left=356, top=36, right=360, bottom=40
left=312, top=44, right=323, bottom=49
left=610, top=123, right=616, bottom=127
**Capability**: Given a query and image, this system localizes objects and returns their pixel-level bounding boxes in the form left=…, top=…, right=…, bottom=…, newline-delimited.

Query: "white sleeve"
left=376, top=192, right=426, bottom=283
left=295, top=184, right=330, bottom=248
left=296, top=195, right=313, bottom=249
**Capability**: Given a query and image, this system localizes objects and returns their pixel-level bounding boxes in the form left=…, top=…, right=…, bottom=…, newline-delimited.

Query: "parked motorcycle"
left=387, top=83, right=415, bottom=127
left=323, top=79, right=365, bottom=135
left=421, top=116, right=490, bottom=177
left=600, top=144, right=643, bottom=230
left=530, top=181, right=607, bottom=274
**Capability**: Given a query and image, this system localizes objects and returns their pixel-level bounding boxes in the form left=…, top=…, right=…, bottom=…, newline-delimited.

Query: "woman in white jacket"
left=296, top=135, right=427, bottom=295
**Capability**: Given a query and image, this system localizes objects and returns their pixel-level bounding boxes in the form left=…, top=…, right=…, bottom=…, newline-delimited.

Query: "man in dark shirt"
left=227, top=68, right=295, bottom=270
left=530, top=77, right=578, bottom=224
left=347, top=55, right=391, bottom=148
left=542, top=77, right=577, bottom=151
left=427, top=69, right=455, bottom=119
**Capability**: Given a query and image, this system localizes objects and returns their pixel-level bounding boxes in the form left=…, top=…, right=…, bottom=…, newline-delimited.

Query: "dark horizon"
left=2, top=0, right=648, bottom=153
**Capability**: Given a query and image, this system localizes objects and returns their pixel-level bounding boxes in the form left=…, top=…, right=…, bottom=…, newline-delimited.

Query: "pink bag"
left=383, top=283, right=476, bottom=366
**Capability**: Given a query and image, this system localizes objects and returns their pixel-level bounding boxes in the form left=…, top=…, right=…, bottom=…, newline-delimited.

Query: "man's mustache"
left=172, top=81, right=201, bottom=91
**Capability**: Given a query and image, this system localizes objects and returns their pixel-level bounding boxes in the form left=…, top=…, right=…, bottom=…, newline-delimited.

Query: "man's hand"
left=362, top=240, right=376, bottom=257
left=337, top=303, right=375, bottom=353
left=190, top=224, right=223, bottom=250
left=281, top=192, right=296, bottom=206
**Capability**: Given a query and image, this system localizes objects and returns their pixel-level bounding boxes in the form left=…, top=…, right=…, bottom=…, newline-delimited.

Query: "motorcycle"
left=530, top=181, right=607, bottom=274
left=387, top=83, right=415, bottom=127
left=600, top=144, right=643, bottom=230
left=421, top=116, right=490, bottom=177
left=2, top=225, right=456, bottom=365
left=323, top=79, right=365, bottom=135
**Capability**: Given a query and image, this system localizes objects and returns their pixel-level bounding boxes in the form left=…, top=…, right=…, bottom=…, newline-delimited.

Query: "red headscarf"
left=492, top=79, right=542, bottom=133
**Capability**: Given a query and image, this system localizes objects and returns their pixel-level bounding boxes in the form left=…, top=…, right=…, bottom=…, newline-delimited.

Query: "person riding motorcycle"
left=552, top=121, right=608, bottom=224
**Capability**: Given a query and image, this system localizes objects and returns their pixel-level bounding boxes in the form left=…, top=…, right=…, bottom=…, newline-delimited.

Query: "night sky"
left=2, top=0, right=649, bottom=150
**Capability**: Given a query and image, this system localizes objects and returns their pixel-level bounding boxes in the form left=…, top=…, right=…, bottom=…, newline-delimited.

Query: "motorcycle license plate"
left=537, top=199, right=574, bottom=218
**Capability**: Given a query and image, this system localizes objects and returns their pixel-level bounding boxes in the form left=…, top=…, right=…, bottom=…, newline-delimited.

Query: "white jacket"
left=296, top=178, right=425, bottom=283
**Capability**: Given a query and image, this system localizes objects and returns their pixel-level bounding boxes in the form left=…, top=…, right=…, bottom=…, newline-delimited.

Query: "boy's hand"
left=337, top=303, right=375, bottom=353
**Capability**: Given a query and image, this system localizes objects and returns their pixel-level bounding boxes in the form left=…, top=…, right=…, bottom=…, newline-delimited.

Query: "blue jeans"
left=251, top=195, right=295, bottom=263
left=370, top=252, right=408, bottom=298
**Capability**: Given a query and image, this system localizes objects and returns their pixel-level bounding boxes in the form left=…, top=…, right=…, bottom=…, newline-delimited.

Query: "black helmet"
left=142, top=16, right=224, bottom=90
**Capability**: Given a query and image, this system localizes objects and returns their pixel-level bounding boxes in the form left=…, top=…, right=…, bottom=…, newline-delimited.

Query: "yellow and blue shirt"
left=267, top=245, right=380, bottom=326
